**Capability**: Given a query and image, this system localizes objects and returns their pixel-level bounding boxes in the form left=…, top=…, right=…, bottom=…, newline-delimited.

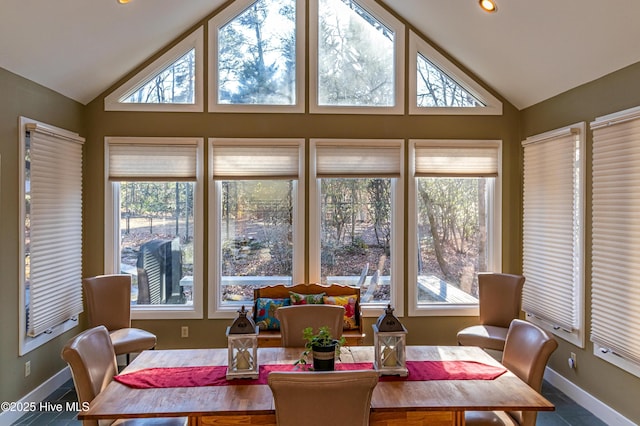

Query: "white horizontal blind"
left=591, top=108, right=640, bottom=366
left=27, top=124, right=84, bottom=337
left=108, top=138, right=198, bottom=181
left=521, top=127, right=581, bottom=332
left=315, top=140, right=402, bottom=177
left=414, top=140, right=499, bottom=177
left=211, top=141, right=300, bottom=179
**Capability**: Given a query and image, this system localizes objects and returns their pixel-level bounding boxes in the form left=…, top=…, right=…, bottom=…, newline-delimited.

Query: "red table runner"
left=114, top=360, right=507, bottom=389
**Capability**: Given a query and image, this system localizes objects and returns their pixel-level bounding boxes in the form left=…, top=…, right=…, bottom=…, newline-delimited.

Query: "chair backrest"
left=83, top=274, right=132, bottom=331
left=478, top=273, right=525, bottom=327
left=61, top=326, right=118, bottom=425
left=276, top=304, right=345, bottom=347
left=268, top=370, right=379, bottom=426
left=502, top=319, right=558, bottom=426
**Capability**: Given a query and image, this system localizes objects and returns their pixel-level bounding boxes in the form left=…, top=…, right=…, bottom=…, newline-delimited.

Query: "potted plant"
left=295, top=326, right=346, bottom=371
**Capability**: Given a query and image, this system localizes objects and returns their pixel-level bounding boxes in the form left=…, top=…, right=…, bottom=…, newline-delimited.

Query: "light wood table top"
left=79, top=346, right=553, bottom=426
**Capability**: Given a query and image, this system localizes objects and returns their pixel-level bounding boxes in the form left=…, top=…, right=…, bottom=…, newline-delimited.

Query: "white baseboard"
left=544, top=367, right=636, bottom=426
left=0, top=366, right=72, bottom=425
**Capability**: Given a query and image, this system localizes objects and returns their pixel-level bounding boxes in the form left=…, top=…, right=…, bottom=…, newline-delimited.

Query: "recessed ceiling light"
left=479, top=0, right=497, bottom=13
left=118, top=0, right=131, bottom=4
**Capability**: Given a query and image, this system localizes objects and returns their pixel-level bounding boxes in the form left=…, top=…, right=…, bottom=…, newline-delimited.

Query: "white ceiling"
left=2, top=0, right=640, bottom=109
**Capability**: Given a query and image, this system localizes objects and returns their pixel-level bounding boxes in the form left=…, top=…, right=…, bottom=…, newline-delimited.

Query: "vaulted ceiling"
left=2, top=0, right=640, bottom=109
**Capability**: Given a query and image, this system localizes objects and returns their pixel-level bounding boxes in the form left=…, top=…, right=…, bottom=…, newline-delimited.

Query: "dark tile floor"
left=10, top=379, right=606, bottom=425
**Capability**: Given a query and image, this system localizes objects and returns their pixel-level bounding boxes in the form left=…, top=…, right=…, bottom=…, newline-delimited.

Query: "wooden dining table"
left=79, top=345, right=554, bottom=426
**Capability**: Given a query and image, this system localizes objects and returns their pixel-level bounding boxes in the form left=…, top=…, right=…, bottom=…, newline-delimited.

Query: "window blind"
left=413, top=140, right=499, bottom=177
left=27, top=123, right=84, bottom=337
left=315, top=140, right=402, bottom=178
left=521, top=126, right=582, bottom=334
left=591, top=107, right=640, bottom=366
left=108, top=138, right=199, bottom=181
left=211, top=140, right=300, bottom=179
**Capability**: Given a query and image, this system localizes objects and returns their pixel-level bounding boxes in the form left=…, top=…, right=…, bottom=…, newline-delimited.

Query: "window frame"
left=208, top=138, right=306, bottom=318
left=309, top=139, right=404, bottom=318
left=18, top=117, right=84, bottom=355
left=522, top=123, right=585, bottom=348
left=309, top=0, right=405, bottom=115
left=104, top=137, right=204, bottom=320
left=408, top=31, right=502, bottom=116
left=407, top=139, right=502, bottom=316
left=104, top=27, right=204, bottom=112
left=208, top=0, right=306, bottom=114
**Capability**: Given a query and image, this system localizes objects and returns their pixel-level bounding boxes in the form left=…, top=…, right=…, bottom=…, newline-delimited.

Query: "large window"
left=209, top=139, right=304, bottom=317
left=310, top=140, right=403, bottom=315
left=408, top=140, right=501, bottom=316
left=522, top=124, right=585, bottom=348
left=104, top=137, right=204, bottom=319
left=19, top=117, right=84, bottom=355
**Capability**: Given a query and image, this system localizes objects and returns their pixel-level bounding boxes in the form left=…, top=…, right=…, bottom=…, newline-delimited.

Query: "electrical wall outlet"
left=568, top=352, right=577, bottom=369
left=25, top=360, right=31, bottom=377
left=181, top=326, right=189, bottom=338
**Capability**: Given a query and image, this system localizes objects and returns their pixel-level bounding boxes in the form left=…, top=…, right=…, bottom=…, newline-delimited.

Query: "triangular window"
left=104, top=27, right=203, bottom=112
left=409, top=31, right=502, bottom=115
left=209, top=0, right=305, bottom=113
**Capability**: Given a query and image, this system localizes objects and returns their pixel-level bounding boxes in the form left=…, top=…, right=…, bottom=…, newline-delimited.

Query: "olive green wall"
left=0, top=67, right=85, bottom=405
left=521, top=61, right=640, bottom=424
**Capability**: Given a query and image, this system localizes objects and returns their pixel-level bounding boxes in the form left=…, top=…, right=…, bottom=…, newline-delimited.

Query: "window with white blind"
left=521, top=123, right=585, bottom=348
left=408, top=140, right=501, bottom=316
left=19, top=117, right=84, bottom=355
left=104, top=137, right=204, bottom=319
left=208, top=139, right=305, bottom=317
left=309, top=139, right=404, bottom=317
left=591, top=106, right=640, bottom=378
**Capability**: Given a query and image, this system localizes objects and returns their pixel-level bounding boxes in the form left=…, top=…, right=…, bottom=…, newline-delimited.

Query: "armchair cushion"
left=323, top=294, right=359, bottom=329
left=255, top=298, right=291, bottom=330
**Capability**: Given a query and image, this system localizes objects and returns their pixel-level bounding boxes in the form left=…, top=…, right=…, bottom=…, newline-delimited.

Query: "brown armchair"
left=83, top=274, right=156, bottom=364
left=276, top=304, right=345, bottom=347
left=457, top=273, right=525, bottom=352
left=268, top=370, right=379, bottom=426
left=61, top=325, right=186, bottom=426
left=465, top=319, right=558, bottom=426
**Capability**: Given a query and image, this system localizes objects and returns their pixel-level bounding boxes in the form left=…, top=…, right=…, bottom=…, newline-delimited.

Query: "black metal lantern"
left=226, top=306, right=259, bottom=379
left=372, top=304, right=408, bottom=376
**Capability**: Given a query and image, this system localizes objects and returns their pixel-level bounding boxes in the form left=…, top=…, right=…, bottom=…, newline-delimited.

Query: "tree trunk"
left=420, top=191, right=452, bottom=280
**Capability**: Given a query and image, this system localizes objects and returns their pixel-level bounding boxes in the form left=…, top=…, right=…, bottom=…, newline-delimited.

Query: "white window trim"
left=407, top=139, right=502, bottom=317
left=522, top=123, right=585, bottom=348
left=308, top=139, right=404, bottom=318
left=104, top=137, right=204, bottom=320
left=408, top=31, right=502, bottom=116
left=309, top=0, right=405, bottom=115
left=18, top=117, right=83, bottom=355
left=104, top=27, right=204, bottom=112
left=208, top=0, right=306, bottom=114
left=208, top=138, right=306, bottom=318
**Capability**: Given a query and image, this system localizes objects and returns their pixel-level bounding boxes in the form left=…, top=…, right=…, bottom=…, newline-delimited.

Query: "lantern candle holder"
left=372, top=304, right=408, bottom=376
left=226, top=305, right=259, bottom=380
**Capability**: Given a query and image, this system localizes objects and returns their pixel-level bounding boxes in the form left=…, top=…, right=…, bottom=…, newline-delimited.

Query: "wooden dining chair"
left=61, top=325, right=186, bottom=426
left=457, top=273, right=525, bottom=353
left=276, top=304, right=345, bottom=347
left=268, top=370, right=379, bottom=426
left=83, top=274, right=157, bottom=364
left=465, top=319, right=558, bottom=426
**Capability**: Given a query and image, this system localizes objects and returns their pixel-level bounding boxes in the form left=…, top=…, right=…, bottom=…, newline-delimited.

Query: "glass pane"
left=220, top=180, right=295, bottom=303
left=218, top=0, right=297, bottom=105
left=119, top=182, right=195, bottom=305
left=320, top=178, right=392, bottom=304
left=416, top=178, right=492, bottom=304
left=122, top=49, right=196, bottom=104
left=24, top=134, right=31, bottom=332
left=416, top=53, right=483, bottom=108
left=318, top=0, right=395, bottom=107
